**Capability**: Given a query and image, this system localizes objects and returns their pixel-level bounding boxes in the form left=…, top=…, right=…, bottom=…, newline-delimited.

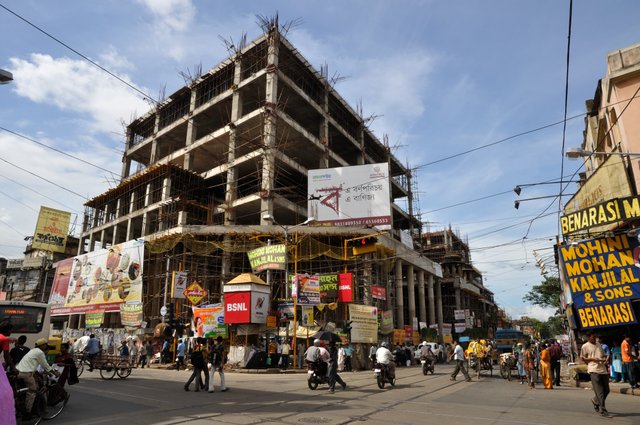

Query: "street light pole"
left=262, top=214, right=315, bottom=369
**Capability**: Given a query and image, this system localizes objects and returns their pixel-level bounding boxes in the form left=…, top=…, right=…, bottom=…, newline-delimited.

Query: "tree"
left=522, top=276, right=562, bottom=313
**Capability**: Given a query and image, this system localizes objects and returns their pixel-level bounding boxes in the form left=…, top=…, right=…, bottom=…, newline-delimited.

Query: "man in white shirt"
left=581, top=331, right=610, bottom=417
left=449, top=340, right=471, bottom=381
left=16, top=338, right=61, bottom=416
left=280, top=339, right=291, bottom=370
left=375, top=342, right=396, bottom=378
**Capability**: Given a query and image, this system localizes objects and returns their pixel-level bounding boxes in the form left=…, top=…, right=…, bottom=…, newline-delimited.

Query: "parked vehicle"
left=374, top=362, right=396, bottom=389
left=306, top=361, right=329, bottom=390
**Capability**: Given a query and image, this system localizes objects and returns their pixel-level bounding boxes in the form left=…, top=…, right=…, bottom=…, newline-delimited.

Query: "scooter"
left=421, top=356, right=435, bottom=375
left=374, top=362, right=396, bottom=389
left=307, top=361, right=329, bottom=390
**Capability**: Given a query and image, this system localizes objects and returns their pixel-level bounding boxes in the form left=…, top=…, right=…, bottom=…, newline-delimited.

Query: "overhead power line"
left=0, top=126, right=119, bottom=178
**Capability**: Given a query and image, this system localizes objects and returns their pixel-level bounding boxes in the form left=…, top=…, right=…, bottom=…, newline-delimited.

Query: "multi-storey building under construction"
left=75, top=24, right=447, bottom=346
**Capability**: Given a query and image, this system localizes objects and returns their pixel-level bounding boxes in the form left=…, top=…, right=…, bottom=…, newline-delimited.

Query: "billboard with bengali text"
left=308, top=163, right=391, bottom=229
left=32, top=206, right=71, bottom=253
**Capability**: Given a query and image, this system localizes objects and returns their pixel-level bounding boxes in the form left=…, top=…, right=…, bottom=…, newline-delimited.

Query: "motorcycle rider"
left=305, top=339, right=329, bottom=377
left=375, top=341, right=396, bottom=379
left=420, top=341, right=435, bottom=369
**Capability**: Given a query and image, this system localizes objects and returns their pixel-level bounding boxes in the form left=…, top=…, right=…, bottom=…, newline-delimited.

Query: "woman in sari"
left=522, top=341, right=535, bottom=389
left=539, top=343, right=553, bottom=389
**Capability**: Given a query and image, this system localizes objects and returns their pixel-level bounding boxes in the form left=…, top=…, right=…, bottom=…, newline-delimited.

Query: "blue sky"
left=1, top=0, right=639, bottom=320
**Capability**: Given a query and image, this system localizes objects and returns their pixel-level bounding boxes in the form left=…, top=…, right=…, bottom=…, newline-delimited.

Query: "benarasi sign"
left=558, top=234, right=639, bottom=329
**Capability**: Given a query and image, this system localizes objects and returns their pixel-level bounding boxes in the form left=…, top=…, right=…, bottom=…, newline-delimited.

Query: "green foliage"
left=522, top=276, right=562, bottom=313
left=421, top=327, right=437, bottom=341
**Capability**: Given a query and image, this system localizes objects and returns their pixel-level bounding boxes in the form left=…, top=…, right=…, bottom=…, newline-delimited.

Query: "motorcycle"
left=306, top=361, right=329, bottom=390
left=421, top=356, right=435, bottom=375
left=374, top=362, right=396, bottom=389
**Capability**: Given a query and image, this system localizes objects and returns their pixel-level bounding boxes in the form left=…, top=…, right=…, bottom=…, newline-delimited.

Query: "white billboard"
left=308, top=163, right=391, bottom=228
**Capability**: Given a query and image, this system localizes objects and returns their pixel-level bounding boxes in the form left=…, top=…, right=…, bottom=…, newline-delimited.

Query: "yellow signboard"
left=183, top=281, right=207, bottom=305
left=563, top=154, right=632, bottom=233
left=32, top=206, right=71, bottom=253
left=561, top=196, right=640, bottom=235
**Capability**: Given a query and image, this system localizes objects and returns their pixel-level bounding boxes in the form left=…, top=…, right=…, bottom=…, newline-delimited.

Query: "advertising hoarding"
left=31, top=206, right=71, bottom=253
left=51, top=239, right=144, bottom=316
left=193, top=304, right=227, bottom=338
left=308, top=163, right=391, bottom=229
left=558, top=234, right=639, bottom=329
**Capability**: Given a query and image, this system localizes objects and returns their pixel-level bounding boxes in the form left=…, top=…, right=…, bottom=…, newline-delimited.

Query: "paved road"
left=52, top=363, right=640, bottom=425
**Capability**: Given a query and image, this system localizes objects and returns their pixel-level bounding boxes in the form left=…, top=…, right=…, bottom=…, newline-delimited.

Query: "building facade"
left=422, top=227, right=497, bottom=337
left=75, top=26, right=447, bottom=342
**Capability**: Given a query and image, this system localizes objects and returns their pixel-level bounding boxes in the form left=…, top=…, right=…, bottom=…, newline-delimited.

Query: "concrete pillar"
left=427, top=274, right=436, bottom=326
left=407, top=264, right=415, bottom=328
left=435, top=280, right=444, bottom=342
left=259, top=33, right=279, bottom=221
left=417, top=270, right=426, bottom=324
left=183, top=89, right=198, bottom=171
left=225, top=58, right=243, bottom=225
left=395, top=260, right=404, bottom=328
left=455, top=286, right=461, bottom=310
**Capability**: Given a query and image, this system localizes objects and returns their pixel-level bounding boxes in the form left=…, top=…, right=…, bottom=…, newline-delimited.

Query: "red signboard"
left=338, top=273, right=353, bottom=303
left=224, top=292, right=251, bottom=324
left=372, top=285, right=386, bottom=300
left=404, top=325, right=413, bottom=340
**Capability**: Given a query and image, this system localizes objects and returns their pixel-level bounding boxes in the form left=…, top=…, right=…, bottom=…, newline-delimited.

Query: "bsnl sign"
left=561, top=196, right=640, bottom=235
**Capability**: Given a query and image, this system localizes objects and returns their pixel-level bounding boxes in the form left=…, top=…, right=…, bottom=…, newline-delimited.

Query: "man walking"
left=548, top=340, right=562, bottom=386
left=184, top=339, right=206, bottom=392
left=208, top=336, right=228, bottom=393
left=449, top=340, right=471, bottom=382
left=145, top=340, right=153, bottom=367
left=621, top=335, right=638, bottom=389
left=326, top=341, right=347, bottom=393
left=280, top=339, right=291, bottom=370
left=176, top=339, right=186, bottom=371
left=581, top=331, right=611, bottom=417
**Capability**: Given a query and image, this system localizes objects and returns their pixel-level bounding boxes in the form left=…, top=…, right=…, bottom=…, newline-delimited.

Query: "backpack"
left=190, top=348, right=205, bottom=368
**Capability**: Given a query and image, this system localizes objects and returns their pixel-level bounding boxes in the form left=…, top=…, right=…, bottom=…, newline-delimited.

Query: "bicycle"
left=73, top=353, right=93, bottom=377
left=13, top=368, right=69, bottom=424
left=116, top=359, right=132, bottom=379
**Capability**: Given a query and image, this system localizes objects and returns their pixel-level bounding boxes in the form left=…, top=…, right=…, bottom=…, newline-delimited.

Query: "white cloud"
left=99, top=46, right=135, bottom=72
left=135, top=0, right=195, bottom=32
left=521, top=305, right=556, bottom=321
left=8, top=54, right=151, bottom=135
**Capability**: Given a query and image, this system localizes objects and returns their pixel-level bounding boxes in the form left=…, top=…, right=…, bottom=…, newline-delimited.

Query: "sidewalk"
left=565, top=360, right=640, bottom=397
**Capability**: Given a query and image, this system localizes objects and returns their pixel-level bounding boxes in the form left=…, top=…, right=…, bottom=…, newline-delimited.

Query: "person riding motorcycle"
left=375, top=342, right=396, bottom=379
left=305, top=339, right=329, bottom=377
left=420, top=341, right=435, bottom=368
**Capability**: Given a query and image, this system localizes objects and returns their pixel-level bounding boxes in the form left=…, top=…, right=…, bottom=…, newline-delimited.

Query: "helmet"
left=422, top=341, right=427, bottom=345
left=381, top=342, right=389, bottom=348
left=313, top=339, right=321, bottom=347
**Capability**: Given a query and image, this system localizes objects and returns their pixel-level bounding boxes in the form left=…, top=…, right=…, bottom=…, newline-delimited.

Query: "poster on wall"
left=120, top=302, right=143, bottom=328
left=193, top=304, right=227, bottom=338
left=86, top=309, right=105, bottom=328
left=53, top=239, right=144, bottom=316
left=295, top=274, right=320, bottom=305
left=172, top=271, right=188, bottom=299
left=379, top=310, right=394, bottom=334
left=301, top=306, right=314, bottom=326
left=349, top=304, right=378, bottom=343
left=318, top=274, right=338, bottom=303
